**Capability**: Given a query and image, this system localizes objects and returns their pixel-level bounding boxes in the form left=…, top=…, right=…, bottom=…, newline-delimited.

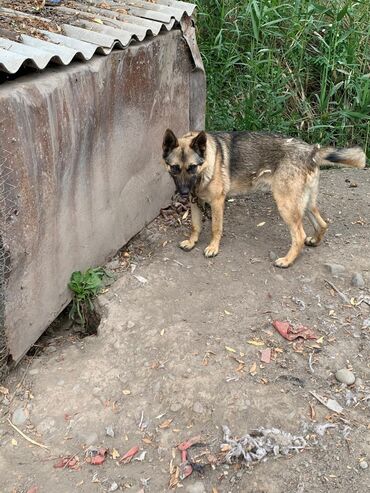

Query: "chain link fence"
left=0, top=145, right=15, bottom=381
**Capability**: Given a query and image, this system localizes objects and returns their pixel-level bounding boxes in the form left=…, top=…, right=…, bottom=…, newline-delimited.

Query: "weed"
left=68, top=267, right=111, bottom=333
left=195, top=0, right=370, bottom=157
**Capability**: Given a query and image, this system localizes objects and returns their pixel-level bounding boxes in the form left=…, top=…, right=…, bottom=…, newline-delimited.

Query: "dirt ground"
left=1, top=168, right=369, bottom=493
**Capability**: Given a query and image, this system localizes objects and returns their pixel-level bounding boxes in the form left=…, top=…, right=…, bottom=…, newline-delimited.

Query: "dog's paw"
left=305, top=236, right=319, bottom=247
left=204, top=244, right=219, bottom=258
left=274, top=257, right=292, bottom=268
left=179, top=239, right=195, bottom=251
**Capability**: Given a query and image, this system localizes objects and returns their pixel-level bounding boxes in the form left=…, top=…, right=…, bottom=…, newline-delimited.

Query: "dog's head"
left=162, top=129, right=207, bottom=199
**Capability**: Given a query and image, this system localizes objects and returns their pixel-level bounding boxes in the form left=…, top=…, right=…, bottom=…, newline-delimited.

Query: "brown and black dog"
left=162, top=129, right=366, bottom=267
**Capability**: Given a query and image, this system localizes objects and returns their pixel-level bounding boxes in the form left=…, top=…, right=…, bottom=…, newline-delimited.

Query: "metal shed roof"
left=0, top=0, right=196, bottom=74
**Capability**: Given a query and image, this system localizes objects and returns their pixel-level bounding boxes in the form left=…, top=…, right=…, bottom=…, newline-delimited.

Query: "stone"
left=170, top=402, right=182, bottom=412
left=36, top=417, right=56, bottom=435
left=29, top=368, right=39, bottom=375
left=324, top=263, right=345, bottom=277
left=127, top=320, right=135, bottom=329
left=360, top=461, right=368, bottom=470
left=106, top=259, right=120, bottom=270
left=351, top=273, right=365, bottom=289
left=335, top=369, right=355, bottom=385
left=186, top=481, right=206, bottom=493
left=192, top=402, right=204, bottom=414
left=106, top=425, right=115, bottom=438
left=45, top=345, right=57, bottom=353
left=12, top=407, right=28, bottom=426
left=269, top=251, right=278, bottom=261
left=83, top=432, right=98, bottom=446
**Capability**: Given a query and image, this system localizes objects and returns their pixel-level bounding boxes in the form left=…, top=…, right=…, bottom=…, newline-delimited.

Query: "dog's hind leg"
left=272, top=183, right=308, bottom=268
left=180, top=200, right=203, bottom=251
left=305, top=174, right=328, bottom=247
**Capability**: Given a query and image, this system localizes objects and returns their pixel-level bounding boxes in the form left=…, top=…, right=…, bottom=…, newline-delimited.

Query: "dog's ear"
left=162, top=129, right=178, bottom=158
left=190, top=131, right=207, bottom=157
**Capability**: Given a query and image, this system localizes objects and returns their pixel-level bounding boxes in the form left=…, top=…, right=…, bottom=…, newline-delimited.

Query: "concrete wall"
left=0, top=30, right=206, bottom=363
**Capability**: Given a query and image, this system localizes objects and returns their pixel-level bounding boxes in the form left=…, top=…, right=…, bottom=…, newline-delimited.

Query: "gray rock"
left=106, top=259, right=120, bottom=270
left=12, top=407, right=28, bottom=426
left=170, top=402, right=182, bottom=412
left=360, top=461, right=368, bottom=470
left=324, top=263, right=346, bottom=277
left=109, top=483, right=119, bottom=492
left=127, top=320, right=135, bottom=329
left=186, top=481, right=206, bottom=493
left=45, top=345, right=57, bottom=353
left=192, top=402, right=204, bottom=414
left=269, top=251, right=278, bottom=261
left=36, top=417, right=56, bottom=435
left=105, top=425, right=115, bottom=438
left=351, top=273, right=365, bottom=288
left=83, top=432, right=98, bottom=446
left=29, top=368, right=39, bottom=375
left=335, top=368, right=355, bottom=385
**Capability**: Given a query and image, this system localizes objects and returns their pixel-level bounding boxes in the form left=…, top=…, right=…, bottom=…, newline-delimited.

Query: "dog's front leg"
left=204, top=196, right=225, bottom=258
left=179, top=200, right=203, bottom=251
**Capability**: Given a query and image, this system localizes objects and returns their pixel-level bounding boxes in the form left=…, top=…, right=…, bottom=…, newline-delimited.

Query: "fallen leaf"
left=122, top=389, right=131, bottom=395
left=247, top=339, right=265, bottom=346
left=310, top=392, right=343, bottom=414
left=310, top=403, right=316, bottom=420
left=273, top=320, right=317, bottom=341
left=111, top=448, right=120, bottom=459
left=93, top=18, right=103, bottom=24
left=119, top=445, right=139, bottom=464
left=225, top=346, right=236, bottom=353
left=0, top=386, right=9, bottom=395
left=159, top=418, right=173, bottom=429
left=11, top=438, right=17, bottom=446
left=212, top=488, right=219, bottom=493
left=260, top=348, right=272, bottom=363
left=316, top=336, right=324, bottom=344
left=224, top=310, right=232, bottom=315
left=182, top=209, right=189, bottom=220
left=249, top=362, right=257, bottom=375
left=133, top=450, right=147, bottom=462
left=142, top=437, right=153, bottom=444
left=160, top=328, right=165, bottom=336
left=257, top=221, right=266, bottom=227
left=169, top=462, right=180, bottom=489
left=220, top=444, right=231, bottom=452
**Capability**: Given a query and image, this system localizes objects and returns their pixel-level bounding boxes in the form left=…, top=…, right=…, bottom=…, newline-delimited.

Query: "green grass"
left=195, top=0, right=370, bottom=156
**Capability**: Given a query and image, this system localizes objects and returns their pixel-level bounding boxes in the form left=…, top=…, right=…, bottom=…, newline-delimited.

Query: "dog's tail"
left=314, top=145, right=366, bottom=169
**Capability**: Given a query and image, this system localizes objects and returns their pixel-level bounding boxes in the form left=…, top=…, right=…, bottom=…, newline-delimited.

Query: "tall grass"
left=195, top=0, right=370, bottom=155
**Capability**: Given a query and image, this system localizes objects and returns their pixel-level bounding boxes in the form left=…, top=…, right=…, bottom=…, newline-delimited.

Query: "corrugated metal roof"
left=0, top=1, right=196, bottom=74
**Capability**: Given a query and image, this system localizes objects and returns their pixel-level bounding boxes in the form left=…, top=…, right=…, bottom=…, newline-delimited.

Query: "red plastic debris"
left=53, top=457, right=79, bottom=469
left=85, top=447, right=107, bottom=466
left=119, top=445, right=139, bottom=464
left=178, top=435, right=202, bottom=451
left=272, top=320, right=317, bottom=341
left=260, top=348, right=272, bottom=363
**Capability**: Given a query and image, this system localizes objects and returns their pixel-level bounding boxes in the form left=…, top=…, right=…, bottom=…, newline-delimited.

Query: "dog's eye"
left=187, top=165, right=198, bottom=174
left=170, top=165, right=181, bottom=174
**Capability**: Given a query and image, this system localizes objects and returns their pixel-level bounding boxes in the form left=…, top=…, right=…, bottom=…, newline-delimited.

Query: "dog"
left=162, top=129, right=366, bottom=267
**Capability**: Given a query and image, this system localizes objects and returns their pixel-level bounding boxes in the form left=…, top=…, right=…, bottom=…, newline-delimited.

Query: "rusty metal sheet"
left=0, top=0, right=196, bottom=74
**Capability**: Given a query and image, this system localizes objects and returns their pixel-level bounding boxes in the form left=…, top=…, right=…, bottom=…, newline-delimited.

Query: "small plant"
left=68, top=267, right=110, bottom=332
